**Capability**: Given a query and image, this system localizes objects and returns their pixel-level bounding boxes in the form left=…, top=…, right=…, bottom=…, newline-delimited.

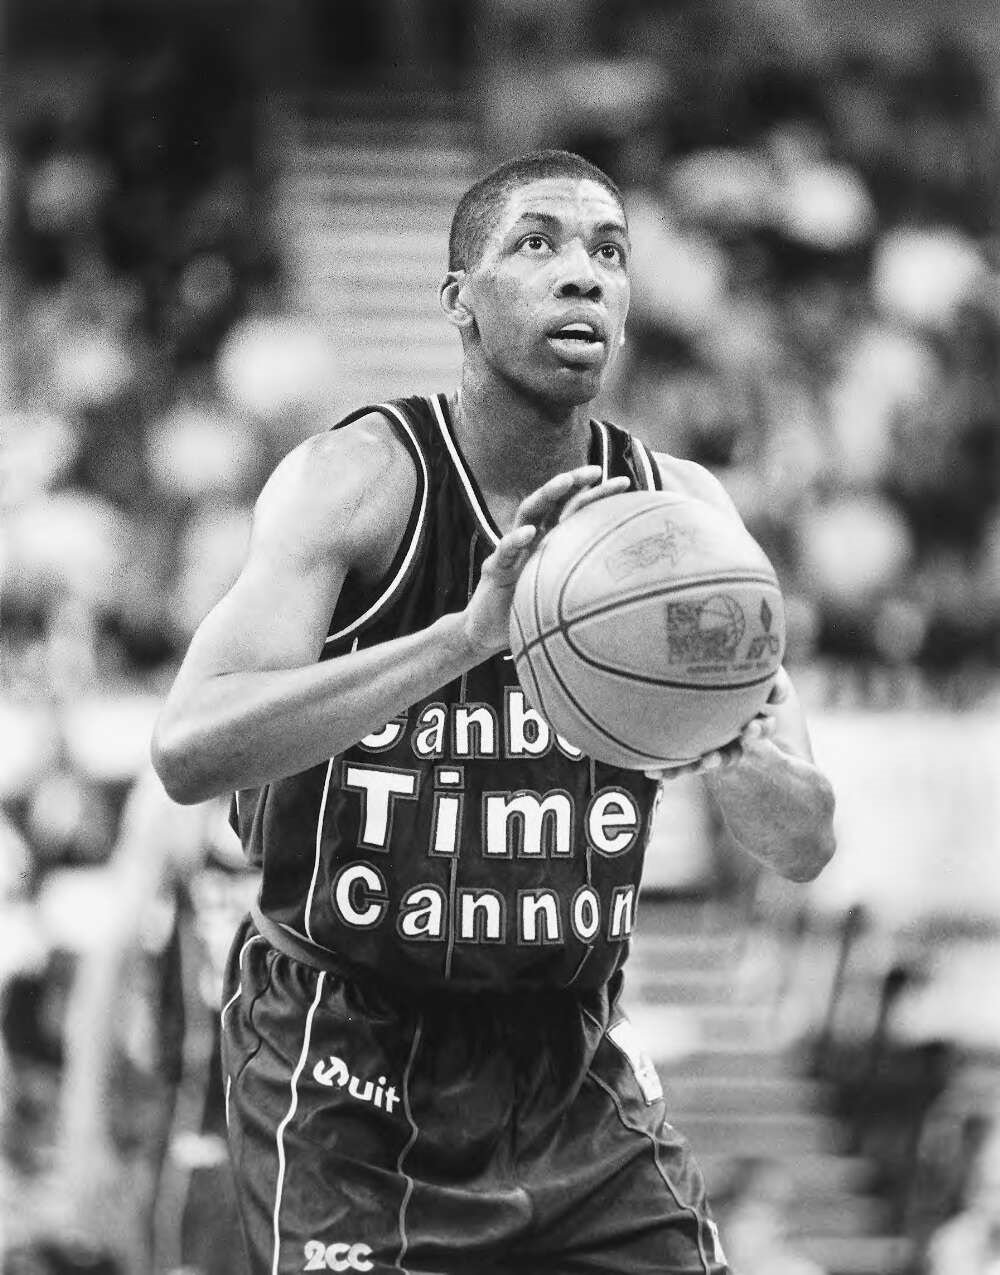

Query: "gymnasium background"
left=2, top=2, right=999, bottom=1272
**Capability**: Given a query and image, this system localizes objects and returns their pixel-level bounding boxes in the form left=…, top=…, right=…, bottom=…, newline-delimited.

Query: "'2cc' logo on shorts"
left=303, top=1240, right=374, bottom=1271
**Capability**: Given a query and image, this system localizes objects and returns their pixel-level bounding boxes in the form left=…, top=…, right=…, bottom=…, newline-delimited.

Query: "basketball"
left=509, top=490, right=786, bottom=770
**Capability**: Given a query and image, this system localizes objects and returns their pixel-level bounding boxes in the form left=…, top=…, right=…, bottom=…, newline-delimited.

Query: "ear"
left=440, top=270, right=474, bottom=331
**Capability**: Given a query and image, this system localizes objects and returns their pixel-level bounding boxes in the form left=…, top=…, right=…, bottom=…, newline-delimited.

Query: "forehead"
left=492, top=176, right=626, bottom=239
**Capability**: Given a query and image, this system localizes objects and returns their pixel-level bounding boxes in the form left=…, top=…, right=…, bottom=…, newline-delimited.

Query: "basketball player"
left=152, top=150, right=836, bottom=1275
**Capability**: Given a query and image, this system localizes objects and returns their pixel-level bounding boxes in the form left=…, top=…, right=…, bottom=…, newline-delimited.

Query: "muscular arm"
left=152, top=417, right=478, bottom=803
left=152, top=416, right=608, bottom=804
left=655, top=453, right=836, bottom=882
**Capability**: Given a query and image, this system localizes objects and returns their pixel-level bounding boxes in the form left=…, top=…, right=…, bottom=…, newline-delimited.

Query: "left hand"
left=464, top=469, right=630, bottom=658
left=645, top=668, right=791, bottom=782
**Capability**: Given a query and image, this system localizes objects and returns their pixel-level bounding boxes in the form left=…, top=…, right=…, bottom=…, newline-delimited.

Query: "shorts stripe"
left=586, top=1068, right=714, bottom=1275
left=220, top=933, right=266, bottom=1029
left=394, top=1014, right=425, bottom=1270
left=271, top=970, right=327, bottom=1275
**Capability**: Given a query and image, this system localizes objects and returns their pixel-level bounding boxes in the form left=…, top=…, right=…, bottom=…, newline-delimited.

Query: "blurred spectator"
left=924, top=1117, right=1000, bottom=1273
left=587, top=7, right=1000, bottom=683
left=714, top=1155, right=827, bottom=1275
left=6, top=0, right=999, bottom=693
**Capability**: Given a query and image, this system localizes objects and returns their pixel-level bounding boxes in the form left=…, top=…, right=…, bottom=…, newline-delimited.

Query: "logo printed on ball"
left=666, top=594, right=746, bottom=665
left=510, top=488, right=786, bottom=768
left=603, top=518, right=693, bottom=581
left=746, top=597, right=783, bottom=660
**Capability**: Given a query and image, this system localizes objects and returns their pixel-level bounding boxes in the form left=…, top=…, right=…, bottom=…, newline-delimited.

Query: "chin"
left=538, top=353, right=607, bottom=396
left=518, top=380, right=599, bottom=416
left=491, top=354, right=605, bottom=412
left=552, top=366, right=605, bottom=406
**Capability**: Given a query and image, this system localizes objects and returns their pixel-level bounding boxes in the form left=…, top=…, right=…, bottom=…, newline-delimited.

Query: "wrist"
left=435, top=611, right=500, bottom=668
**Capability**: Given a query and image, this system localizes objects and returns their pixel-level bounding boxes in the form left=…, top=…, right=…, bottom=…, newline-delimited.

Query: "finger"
left=742, top=726, right=776, bottom=755
left=741, top=713, right=778, bottom=743
left=646, top=763, right=695, bottom=782
left=718, top=742, right=746, bottom=767
left=693, top=739, right=746, bottom=774
left=514, top=465, right=602, bottom=528
left=558, top=475, right=631, bottom=523
left=666, top=752, right=723, bottom=779
left=489, top=523, right=537, bottom=570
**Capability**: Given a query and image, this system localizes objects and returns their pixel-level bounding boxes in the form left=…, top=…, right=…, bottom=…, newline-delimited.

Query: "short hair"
left=448, top=149, right=626, bottom=272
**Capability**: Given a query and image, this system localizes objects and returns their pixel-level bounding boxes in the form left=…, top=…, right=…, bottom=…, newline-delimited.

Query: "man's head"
left=442, top=151, right=631, bottom=409
left=448, top=150, right=627, bottom=274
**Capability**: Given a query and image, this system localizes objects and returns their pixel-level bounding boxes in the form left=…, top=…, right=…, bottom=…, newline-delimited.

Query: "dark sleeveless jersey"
left=232, top=393, right=664, bottom=993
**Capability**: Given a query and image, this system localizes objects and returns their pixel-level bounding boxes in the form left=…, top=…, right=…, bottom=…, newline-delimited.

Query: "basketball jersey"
left=232, top=393, right=663, bottom=993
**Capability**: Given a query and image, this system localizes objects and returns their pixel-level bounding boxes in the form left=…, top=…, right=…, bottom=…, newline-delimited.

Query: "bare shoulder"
left=653, top=451, right=742, bottom=524
left=254, top=410, right=418, bottom=568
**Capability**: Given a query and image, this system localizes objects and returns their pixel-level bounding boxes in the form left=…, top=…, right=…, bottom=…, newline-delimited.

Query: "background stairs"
left=283, top=89, right=478, bottom=405
left=625, top=898, right=914, bottom=1275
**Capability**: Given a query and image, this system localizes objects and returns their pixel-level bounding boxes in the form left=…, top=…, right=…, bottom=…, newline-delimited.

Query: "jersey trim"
left=323, top=402, right=430, bottom=646
left=594, top=419, right=611, bottom=481
left=632, top=435, right=658, bottom=490
left=432, top=394, right=615, bottom=548
left=305, top=756, right=337, bottom=941
left=431, top=393, right=502, bottom=548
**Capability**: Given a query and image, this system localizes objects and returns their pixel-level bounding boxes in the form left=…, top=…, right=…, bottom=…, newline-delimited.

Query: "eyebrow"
left=595, top=220, right=631, bottom=242
left=510, top=211, right=630, bottom=242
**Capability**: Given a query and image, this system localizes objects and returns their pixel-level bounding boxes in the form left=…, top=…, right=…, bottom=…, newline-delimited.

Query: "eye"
left=518, top=234, right=552, bottom=255
left=597, top=243, right=626, bottom=266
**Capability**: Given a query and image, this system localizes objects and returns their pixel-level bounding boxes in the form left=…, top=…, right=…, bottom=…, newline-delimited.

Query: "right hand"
left=644, top=670, right=790, bottom=783
left=463, top=465, right=631, bottom=657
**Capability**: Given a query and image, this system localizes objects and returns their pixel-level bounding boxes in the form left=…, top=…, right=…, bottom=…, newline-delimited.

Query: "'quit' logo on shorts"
left=312, top=1054, right=401, bottom=1115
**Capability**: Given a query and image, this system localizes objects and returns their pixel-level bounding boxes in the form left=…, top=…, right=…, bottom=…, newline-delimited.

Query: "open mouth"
left=549, top=322, right=603, bottom=344
left=547, top=322, right=606, bottom=364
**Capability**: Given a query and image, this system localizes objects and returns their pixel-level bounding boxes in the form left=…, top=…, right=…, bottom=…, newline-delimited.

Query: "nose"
left=555, top=241, right=602, bottom=301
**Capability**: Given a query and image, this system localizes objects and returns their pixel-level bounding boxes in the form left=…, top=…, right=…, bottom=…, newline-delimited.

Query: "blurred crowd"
left=483, top=0, right=1000, bottom=693
left=5, top=3, right=286, bottom=701
left=2, top=0, right=1000, bottom=1271
left=0, top=8, right=323, bottom=1267
left=2, top=5, right=346, bottom=855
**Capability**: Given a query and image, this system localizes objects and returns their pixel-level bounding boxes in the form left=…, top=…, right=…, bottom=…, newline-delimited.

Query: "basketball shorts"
left=220, top=914, right=730, bottom=1275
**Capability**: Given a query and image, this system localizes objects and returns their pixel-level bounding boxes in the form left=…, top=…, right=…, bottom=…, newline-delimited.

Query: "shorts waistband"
left=248, top=903, right=620, bottom=1020
left=249, top=902, right=352, bottom=976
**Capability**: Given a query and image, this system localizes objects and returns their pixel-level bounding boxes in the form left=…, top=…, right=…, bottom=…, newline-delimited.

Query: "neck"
left=450, top=370, right=594, bottom=510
